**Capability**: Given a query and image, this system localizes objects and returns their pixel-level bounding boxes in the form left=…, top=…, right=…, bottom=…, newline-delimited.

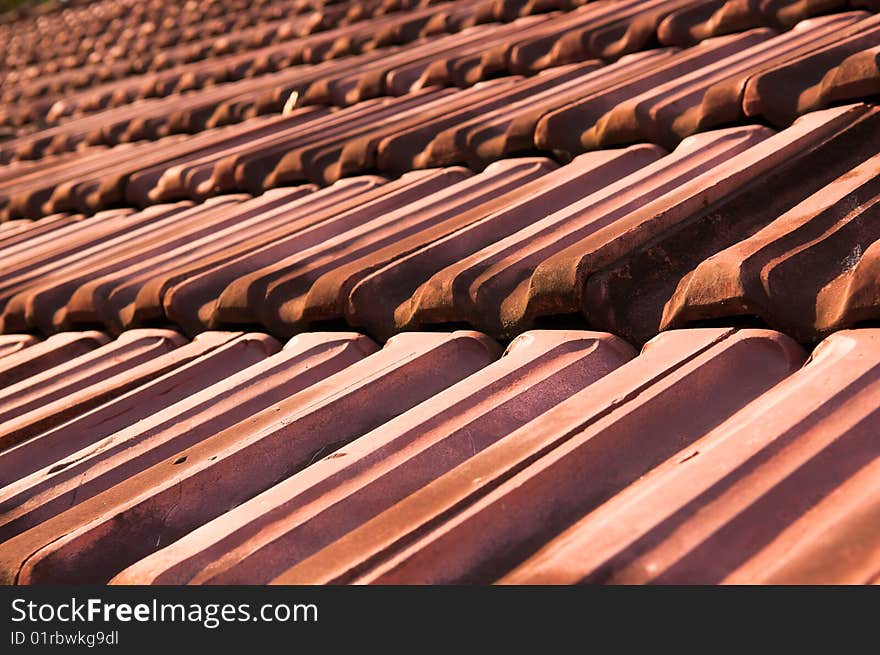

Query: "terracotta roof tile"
left=658, top=0, right=856, bottom=46
left=0, top=330, right=497, bottom=583
left=662, top=148, right=880, bottom=339
left=214, top=158, right=550, bottom=335
left=351, top=144, right=665, bottom=337
left=1, top=0, right=880, bottom=585
left=161, top=170, right=466, bottom=334
left=0, top=334, right=37, bottom=358
left=0, top=325, right=874, bottom=583
left=594, top=103, right=880, bottom=343
left=0, top=331, right=280, bottom=487
left=0, top=331, right=374, bottom=550
left=0, top=328, right=186, bottom=449
left=269, top=328, right=804, bottom=583
left=0, top=331, right=109, bottom=388
left=502, top=329, right=880, bottom=584
left=742, top=14, right=880, bottom=125
left=113, top=329, right=634, bottom=584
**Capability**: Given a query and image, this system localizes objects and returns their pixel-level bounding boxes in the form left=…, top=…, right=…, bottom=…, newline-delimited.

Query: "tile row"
left=0, top=0, right=446, bottom=131
left=2, top=0, right=330, bottom=75
left=10, top=1, right=880, bottom=158
left=0, top=326, right=877, bottom=584
left=0, top=0, right=508, bottom=150
left=2, top=104, right=880, bottom=343
left=3, top=8, right=315, bottom=107
left=3, top=14, right=879, bottom=223
left=7, top=0, right=876, bottom=122
left=657, top=0, right=880, bottom=46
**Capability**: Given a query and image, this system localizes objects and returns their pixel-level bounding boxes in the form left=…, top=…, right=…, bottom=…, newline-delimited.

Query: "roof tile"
left=0, top=330, right=497, bottom=583
left=269, top=328, right=804, bottom=583
left=2, top=0, right=880, bottom=586
left=112, top=329, right=634, bottom=584
left=502, top=329, right=880, bottom=584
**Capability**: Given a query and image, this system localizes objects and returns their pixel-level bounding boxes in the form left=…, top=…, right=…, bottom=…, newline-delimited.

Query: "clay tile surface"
left=0, top=330, right=109, bottom=388
left=501, top=329, right=880, bottom=584
left=2, top=0, right=880, bottom=586
left=658, top=0, right=857, bottom=47
left=0, top=331, right=281, bottom=488
left=211, top=157, right=552, bottom=336
left=269, top=328, right=805, bottom=584
left=0, top=334, right=38, bottom=359
left=0, top=330, right=497, bottom=583
left=662, top=147, right=880, bottom=340
left=0, top=329, right=187, bottom=449
left=113, top=330, right=635, bottom=584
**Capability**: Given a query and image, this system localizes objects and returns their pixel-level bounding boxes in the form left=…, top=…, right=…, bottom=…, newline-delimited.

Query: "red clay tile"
left=534, top=31, right=768, bottom=158
left=0, top=328, right=185, bottom=450
left=196, top=100, right=394, bottom=196
left=2, top=0, right=441, bottom=135
left=269, top=328, right=804, bottom=583
left=658, top=0, right=853, bottom=46
left=420, top=52, right=676, bottom=169
left=0, top=196, right=246, bottom=333
left=815, top=238, right=880, bottom=335
left=62, top=187, right=325, bottom=332
left=0, top=331, right=376, bottom=548
left=502, top=329, right=880, bottom=584
left=213, top=158, right=551, bottom=335
left=122, top=112, right=326, bottom=206
left=662, top=148, right=880, bottom=340
left=0, top=334, right=37, bottom=359
left=383, top=18, right=549, bottom=96
left=111, top=329, right=635, bottom=584
left=349, top=144, right=664, bottom=338
left=0, top=331, right=280, bottom=486
left=0, top=331, right=497, bottom=583
left=589, top=103, right=880, bottom=344
left=401, top=125, right=768, bottom=339
left=2, top=0, right=880, bottom=587
left=0, top=206, right=175, bottom=324
left=741, top=14, right=880, bottom=125
left=141, top=110, right=328, bottom=203
left=0, top=330, right=109, bottom=388
left=292, top=84, right=515, bottom=184
left=0, top=213, right=81, bottom=250
left=162, top=170, right=463, bottom=334
left=371, top=62, right=603, bottom=172
left=504, top=0, right=701, bottom=74
left=302, top=18, right=543, bottom=106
